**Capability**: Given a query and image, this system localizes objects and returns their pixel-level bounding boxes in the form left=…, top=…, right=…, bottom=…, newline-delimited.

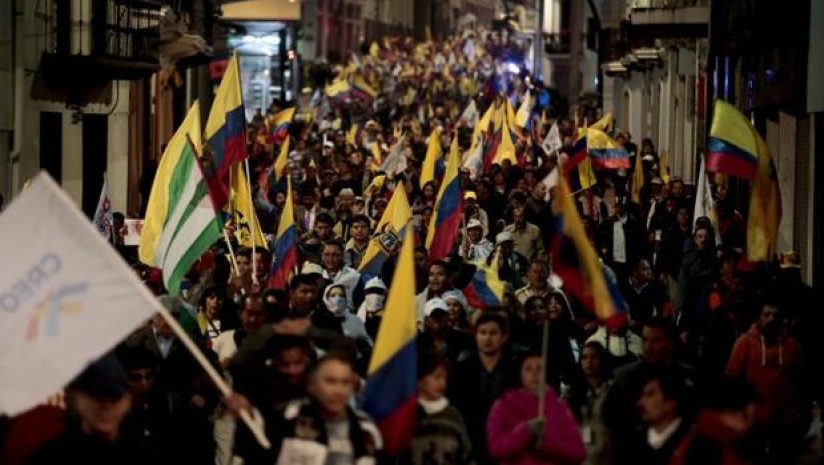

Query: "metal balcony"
left=39, top=0, right=163, bottom=81
left=628, top=0, right=709, bottom=27
left=626, top=0, right=708, bottom=39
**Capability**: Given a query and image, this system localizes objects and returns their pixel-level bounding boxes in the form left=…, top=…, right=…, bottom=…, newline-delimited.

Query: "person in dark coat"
left=406, top=352, right=475, bottom=465
left=667, top=378, right=759, bottom=465
left=26, top=355, right=160, bottom=465
left=628, top=366, right=694, bottom=465
left=448, top=313, right=511, bottom=465
left=231, top=354, right=381, bottom=465
left=658, top=205, right=692, bottom=282
left=603, top=318, right=699, bottom=465
left=596, top=199, right=647, bottom=286
left=676, top=224, right=718, bottom=351
left=623, top=258, right=671, bottom=331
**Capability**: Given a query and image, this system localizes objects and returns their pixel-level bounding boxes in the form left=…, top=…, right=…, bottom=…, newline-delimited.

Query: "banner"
left=0, top=172, right=157, bottom=416
left=123, top=219, right=144, bottom=246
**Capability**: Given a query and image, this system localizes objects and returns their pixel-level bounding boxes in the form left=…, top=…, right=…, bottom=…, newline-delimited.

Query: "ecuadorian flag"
left=419, top=127, right=443, bottom=188
left=550, top=177, right=627, bottom=329
left=563, top=130, right=596, bottom=192
left=326, top=78, right=351, bottom=101
left=707, top=99, right=759, bottom=181
left=351, top=74, right=378, bottom=105
left=362, top=223, right=417, bottom=455
left=463, top=260, right=506, bottom=309
left=273, top=137, right=291, bottom=180
left=708, top=100, right=781, bottom=261
left=358, top=183, right=412, bottom=279
left=268, top=107, right=295, bottom=145
left=426, top=135, right=463, bottom=261
left=585, top=128, right=630, bottom=170
left=267, top=176, right=299, bottom=289
left=347, top=122, right=364, bottom=148
left=205, top=54, right=247, bottom=209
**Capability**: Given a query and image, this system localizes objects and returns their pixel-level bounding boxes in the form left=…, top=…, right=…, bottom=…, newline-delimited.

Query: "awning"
left=219, top=0, right=300, bottom=22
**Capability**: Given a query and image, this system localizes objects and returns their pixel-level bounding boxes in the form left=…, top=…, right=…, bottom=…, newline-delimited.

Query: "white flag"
left=540, top=167, right=559, bottom=202
left=542, top=122, right=563, bottom=155
left=462, top=138, right=484, bottom=180
left=694, top=156, right=721, bottom=244
left=0, top=172, right=157, bottom=416
left=92, top=174, right=113, bottom=240
left=379, top=140, right=407, bottom=176
left=460, top=100, right=479, bottom=127
left=463, top=39, right=475, bottom=61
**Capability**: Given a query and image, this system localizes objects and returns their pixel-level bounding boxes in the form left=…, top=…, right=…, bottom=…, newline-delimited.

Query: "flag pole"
left=244, top=158, right=259, bottom=286
left=538, top=318, right=549, bottom=419
left=34, top=171, right=270, bottom=450
left=222, top=227, right=241, bottom=278
left=154, top=305, right=270, bottom=449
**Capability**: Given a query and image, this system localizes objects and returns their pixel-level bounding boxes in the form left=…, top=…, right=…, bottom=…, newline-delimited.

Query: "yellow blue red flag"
left=204, top=54, right=247, bottom=208
left=361, top=223, right=417, bottom=455
left=708, top=100, right=782, bottom=261
left=550, top=177, right=627, bottom=328
left=426, top=135, right=463, bottom=260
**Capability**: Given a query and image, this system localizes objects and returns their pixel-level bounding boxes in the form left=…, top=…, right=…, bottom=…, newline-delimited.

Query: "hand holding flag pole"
left=152, top=299, right=269, bottom=448
left=7, top=172, right=271, bottom=449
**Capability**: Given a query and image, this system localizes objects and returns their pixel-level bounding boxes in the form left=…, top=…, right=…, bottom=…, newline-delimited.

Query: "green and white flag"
left=140, top=101, right=223, bottom=294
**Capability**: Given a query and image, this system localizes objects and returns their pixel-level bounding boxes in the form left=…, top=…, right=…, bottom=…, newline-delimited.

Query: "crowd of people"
left=2, top=23, right=823, bottom=465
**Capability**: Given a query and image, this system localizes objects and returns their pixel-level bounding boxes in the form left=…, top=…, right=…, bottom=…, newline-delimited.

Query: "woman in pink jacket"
left=487, top=352, right=586, bottom=465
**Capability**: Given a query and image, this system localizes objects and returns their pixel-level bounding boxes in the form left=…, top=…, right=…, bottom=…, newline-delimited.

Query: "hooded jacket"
left=322, top=284, right=372, bottom=346
left=725, top=324, right=802, bottom=423
left=486, top=388, right=586, bottom=465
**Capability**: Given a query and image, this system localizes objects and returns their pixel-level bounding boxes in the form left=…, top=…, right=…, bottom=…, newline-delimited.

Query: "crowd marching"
left=1, top=23, right=822, bottom=465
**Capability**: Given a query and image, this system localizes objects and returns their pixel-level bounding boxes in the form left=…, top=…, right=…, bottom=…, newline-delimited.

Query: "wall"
left=5, top=0, right=131, bottom=214
left=601, top=44, right=700, bottom=182
left=808, top=0, right=824, bottom=113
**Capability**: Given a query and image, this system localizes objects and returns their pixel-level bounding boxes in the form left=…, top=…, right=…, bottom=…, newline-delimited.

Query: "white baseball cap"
left=300, top=261, right=323, bottom=276
left=496, top=231, right=514, bottom=244
left=424, top=298, right=448, bottom=317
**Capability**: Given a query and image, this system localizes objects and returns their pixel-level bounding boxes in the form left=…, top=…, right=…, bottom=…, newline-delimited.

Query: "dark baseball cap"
left=71, top=354, right=131, bottom=400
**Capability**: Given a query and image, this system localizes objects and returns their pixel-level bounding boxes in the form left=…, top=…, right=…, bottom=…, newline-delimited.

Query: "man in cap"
left=419, top=298, right=474, bottom=364
left=461, top=218, right=494, bottom=262
left=26, top=355, right=156, bottom=464
left=464, top=190, right=489, bottom=236
left=492, top=230, right=527, bottom=290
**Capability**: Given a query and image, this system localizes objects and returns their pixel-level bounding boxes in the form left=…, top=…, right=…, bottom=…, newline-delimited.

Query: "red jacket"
left=487, top=388, right=586, bottom=465
left=668, top=409, right=751, bottom=465
left=725, top=325, right=803, bottom=423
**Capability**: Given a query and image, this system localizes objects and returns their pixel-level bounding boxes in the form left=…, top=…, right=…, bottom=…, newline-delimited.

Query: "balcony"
left=39, top=0, right=163, bottom=82
left=628, top=0, right=708, bottom=38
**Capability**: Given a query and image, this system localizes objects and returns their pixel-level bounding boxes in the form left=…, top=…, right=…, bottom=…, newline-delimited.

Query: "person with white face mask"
left=356, top=277, right=387, bottom=340
left=321, top=284, right=372, bottom=347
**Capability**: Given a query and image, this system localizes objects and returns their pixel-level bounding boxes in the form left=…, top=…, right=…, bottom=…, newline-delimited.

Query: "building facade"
left=0, top=0, right=170, bottom=216
left=600, top=0, right=823, bottom=286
